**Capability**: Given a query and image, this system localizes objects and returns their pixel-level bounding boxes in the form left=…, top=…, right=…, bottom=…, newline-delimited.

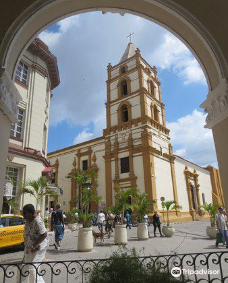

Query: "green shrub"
left=89, top=248, right=188, bottom=283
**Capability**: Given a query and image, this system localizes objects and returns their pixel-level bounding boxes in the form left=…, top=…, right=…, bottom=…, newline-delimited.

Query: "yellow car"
left=0, top=214, right=25, bottom=249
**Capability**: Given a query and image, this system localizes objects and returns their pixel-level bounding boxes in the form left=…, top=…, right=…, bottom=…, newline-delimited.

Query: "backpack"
left=52, top=209, right=62, bottom=225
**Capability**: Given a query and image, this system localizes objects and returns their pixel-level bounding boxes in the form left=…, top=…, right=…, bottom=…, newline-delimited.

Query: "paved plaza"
left=0, top=221, right=226, bottom=263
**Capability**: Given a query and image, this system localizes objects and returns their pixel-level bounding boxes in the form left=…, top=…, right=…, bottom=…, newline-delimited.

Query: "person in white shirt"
left=216, top=207, right=228, bottom=248
left=97, top=210, right=105, bottom=231
left=18, top=204, right=48, bottom=283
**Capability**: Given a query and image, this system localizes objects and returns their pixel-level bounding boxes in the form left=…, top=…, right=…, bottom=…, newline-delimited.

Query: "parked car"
left=0, top=214, right=25, bottom=249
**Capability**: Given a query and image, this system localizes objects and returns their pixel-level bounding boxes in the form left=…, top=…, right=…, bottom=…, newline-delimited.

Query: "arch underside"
left=0, top=0, right=226, bottom=93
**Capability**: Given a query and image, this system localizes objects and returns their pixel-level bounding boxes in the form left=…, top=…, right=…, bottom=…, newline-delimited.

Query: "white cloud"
left=73, top=128, right=93, bottom=144
left=151, top=34, right=206, bottom=85
left=39, top=16, right=80, bottom=48
left=38, top=13, right=208, bottom=152
left=73, top=109, right=106, bottom=144
left=167, top=109, right=217, bottom=167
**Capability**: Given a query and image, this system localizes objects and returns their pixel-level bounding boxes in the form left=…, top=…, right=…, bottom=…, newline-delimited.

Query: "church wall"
left=128, top=71, right=139, bottom=93
left=151, top=132, right=170, bottom=155
left=109, top=95, right=141, bottom=127
left=110, top=59, right=137, bottom=79
left=48, top=140, right=106, bottom=212
left=134, top=154, right=145, bottom=192
left=94, top=146, right=106, bottom=206
left=110, top=80, right=118, bottom=101
left=174, top=159, right=190, bottom=212
left=174, top=157, right=213, bottom=212
left=154, top=156, right=174, bottom=210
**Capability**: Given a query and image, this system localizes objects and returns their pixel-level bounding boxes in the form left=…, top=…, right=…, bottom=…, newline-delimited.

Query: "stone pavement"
left=0, top=221, right=227, bottom=264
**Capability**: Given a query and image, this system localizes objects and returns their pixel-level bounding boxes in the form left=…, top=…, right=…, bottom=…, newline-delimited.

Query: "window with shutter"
left=120, top=157, right=130, bottom=174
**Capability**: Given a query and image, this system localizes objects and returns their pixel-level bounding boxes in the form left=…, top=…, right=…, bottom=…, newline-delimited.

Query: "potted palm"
left=110, top=186, right=136, bottom=245
left=133, top=191, right=155, bottom=240
left=22, top=177, right=57, bottom=217
left=201, top=203, right=219, bottom=239
left=162, top=200, right=181, bottom=237
left=68, top=170, right=101, bottom=252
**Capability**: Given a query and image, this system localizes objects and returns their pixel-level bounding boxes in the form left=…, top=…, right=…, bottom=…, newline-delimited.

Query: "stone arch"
left=117, top=100, right=132, bottom=125
left=117, top=76, right=131, bottom=98
left=148, top=79, right=155, bottom=96
left=1, top=0, right=228, bottom=211
left=1, top=1, right=227, bottom=92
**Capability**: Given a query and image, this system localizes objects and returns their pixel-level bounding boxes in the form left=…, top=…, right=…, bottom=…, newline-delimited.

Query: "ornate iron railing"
left=0, top=251, right=228, bottom=283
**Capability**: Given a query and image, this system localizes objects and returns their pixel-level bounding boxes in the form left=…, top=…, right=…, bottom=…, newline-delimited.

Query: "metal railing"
left=1, top=251, right=228, bottom=283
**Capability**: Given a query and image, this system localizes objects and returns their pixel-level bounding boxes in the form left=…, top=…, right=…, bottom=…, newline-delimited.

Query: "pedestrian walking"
left=125, top=210, right=131, bottom=229
left=18, top=204, right=48, bottom=283
left=51, top=204, right=65, bottom=250
left=216, top=207, right=228, bottom=248
left=152, top=211, right=163, bottom=237
left=105, top=211, right=114, bottom=238
left=97, top=210, right=105, bottom=231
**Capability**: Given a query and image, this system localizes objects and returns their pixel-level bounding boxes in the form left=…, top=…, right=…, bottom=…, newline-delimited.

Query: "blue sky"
left=39, top=12, right=216, bottom=167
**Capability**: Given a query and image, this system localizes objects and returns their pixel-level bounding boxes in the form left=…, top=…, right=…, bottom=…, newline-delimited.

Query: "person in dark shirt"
left=51, top=203, right=65, bottom=250
left=152, top=211, right=163, bottom=237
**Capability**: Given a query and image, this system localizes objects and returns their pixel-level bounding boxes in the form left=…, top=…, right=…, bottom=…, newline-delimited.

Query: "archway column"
left=0, top=71, right=22, bottom=211
left=201, top=79, right=228, bottom=210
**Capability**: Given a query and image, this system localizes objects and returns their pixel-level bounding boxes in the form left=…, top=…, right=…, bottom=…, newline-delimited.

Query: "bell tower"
left=104, top=41, right=171, bottom=207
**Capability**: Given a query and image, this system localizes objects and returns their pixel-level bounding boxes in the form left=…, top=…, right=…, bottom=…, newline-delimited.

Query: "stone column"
left=0, top=71, right=22, bottom=211
left=105, top=139, right=112, bottom=207
left=201, top=79, right=228, bottom=210
left=169, top=144, right=180, bottom=216
left=141, top=129, right=157, bottom=209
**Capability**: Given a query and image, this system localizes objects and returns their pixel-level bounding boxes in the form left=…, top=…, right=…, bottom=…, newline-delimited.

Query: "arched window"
left=120, top=66, right=126, bottom=74
left=121, top=105, right=129, bottom=122
left=154, top=106, right=159, bottom=122
left=149, top=81, right=155, bottom=96
left=121, top=80, right=128, bottom=96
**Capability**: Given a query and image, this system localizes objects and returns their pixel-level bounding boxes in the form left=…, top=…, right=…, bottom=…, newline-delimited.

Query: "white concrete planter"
left=137, top=223, right=148, bottom=240
left=162, top=225, right=175, bottom=237
left=68, top=223, right=77, bottom=231
left=114, top=224, right=128, bottom=244
left=77, top=227, right=93, bottom=252
left=206, top=226, right=217, bottom=239
left=77, top=223, right=83, bottom=231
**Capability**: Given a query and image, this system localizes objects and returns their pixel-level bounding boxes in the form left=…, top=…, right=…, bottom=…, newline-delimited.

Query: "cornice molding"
left=0, top=71, right=22, bottom=123
left=200, top=78, right=228, bottom=129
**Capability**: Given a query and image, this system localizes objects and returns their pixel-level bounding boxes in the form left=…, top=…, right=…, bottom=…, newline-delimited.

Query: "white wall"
left=154, top=157, right=174, bottom=210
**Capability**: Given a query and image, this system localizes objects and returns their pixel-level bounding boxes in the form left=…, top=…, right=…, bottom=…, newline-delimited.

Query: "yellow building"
left=48, top=42, right=224, bottom=222
left=3, top=38, right=60, bottom=214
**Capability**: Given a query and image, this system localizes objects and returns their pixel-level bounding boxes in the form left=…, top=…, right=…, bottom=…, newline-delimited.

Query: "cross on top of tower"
left=127, top=32, right=134, bottom=43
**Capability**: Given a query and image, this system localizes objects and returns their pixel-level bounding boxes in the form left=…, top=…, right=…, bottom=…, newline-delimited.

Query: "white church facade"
left=46, top=42, right=224, bottom=222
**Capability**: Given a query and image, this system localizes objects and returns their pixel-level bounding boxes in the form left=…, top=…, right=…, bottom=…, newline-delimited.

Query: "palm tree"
left=110, top=185, right=137, bottom=225
left=162, top=200, right=182, bottom=226
left=67, top=170, right=101, bottom=228
left=67, top=170, right=98, bottom=210
left=201, top=203, right=219, bottom=227
left=133, top=191, right=156, bottom=223
left=23, top=177, right=57, bottom=216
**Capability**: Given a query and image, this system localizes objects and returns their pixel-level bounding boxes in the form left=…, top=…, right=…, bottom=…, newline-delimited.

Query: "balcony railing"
left=0, top=251, right=228, bottom=283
